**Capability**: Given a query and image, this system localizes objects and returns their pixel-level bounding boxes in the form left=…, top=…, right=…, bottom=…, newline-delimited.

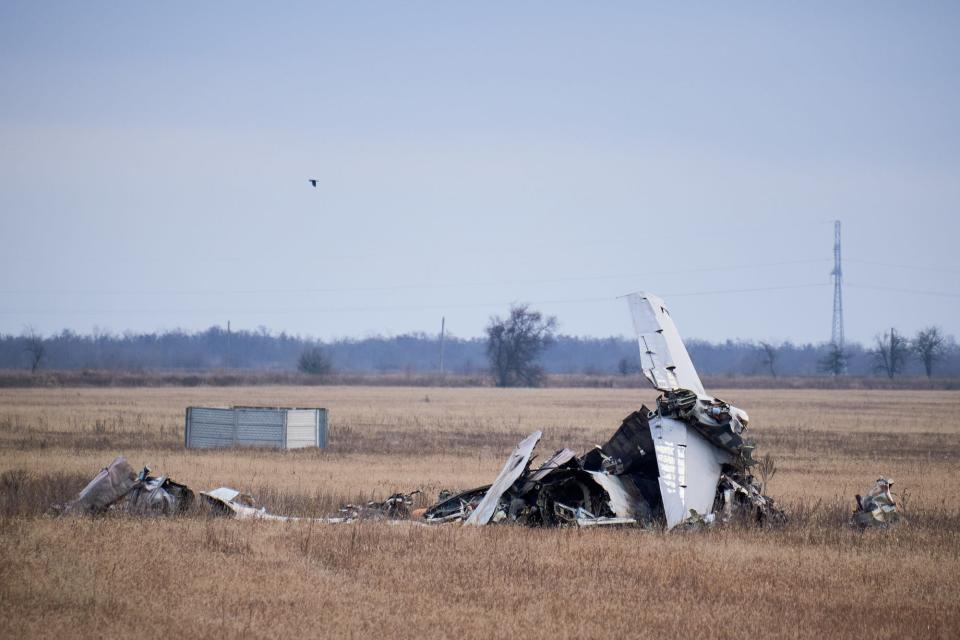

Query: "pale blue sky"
left=1, top=2, right=958, bottom=343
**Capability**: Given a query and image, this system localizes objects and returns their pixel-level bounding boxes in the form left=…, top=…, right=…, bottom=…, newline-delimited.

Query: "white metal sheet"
left=651, top=416, right=688, bottom=528
left=585, top=471, right=635, bottom=519
left=521, top=448, right=576, bottom=493
left=627, top=292, right=706, bottom=397
left=204, top=487, right=241, bottom=503
left=466, top=431, right=542, bottom=526
left=650, top=415, right=726, bottom=529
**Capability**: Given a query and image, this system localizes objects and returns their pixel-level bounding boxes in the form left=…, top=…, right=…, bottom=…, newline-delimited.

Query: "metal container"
left=185, top=406, right=328, bottom=450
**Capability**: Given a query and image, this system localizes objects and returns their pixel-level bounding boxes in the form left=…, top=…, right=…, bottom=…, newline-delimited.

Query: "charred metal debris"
left=423, top=397, right=784, bottom=530
left=54, top=457, right=327, bottom=522
left=57, top=456, right=194, bottom=517
left=385, top=293, right=789, bottom=530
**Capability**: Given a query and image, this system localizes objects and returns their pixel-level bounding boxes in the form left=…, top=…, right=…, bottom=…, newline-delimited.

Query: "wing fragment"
left=465, top=430, right=542, bottom=525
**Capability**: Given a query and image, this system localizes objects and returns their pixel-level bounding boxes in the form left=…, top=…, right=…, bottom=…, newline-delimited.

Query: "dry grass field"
left=1, top=386, right=959, bottom=638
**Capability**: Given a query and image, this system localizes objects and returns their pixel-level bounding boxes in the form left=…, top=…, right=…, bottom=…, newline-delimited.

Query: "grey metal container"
left=185, top=406, right=328, bottom=450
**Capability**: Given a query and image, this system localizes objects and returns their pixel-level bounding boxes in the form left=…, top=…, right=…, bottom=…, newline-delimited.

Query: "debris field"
left=54, top=293, right=898, bottom=530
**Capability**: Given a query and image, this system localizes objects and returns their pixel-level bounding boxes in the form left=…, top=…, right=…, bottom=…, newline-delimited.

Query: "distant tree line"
left=1, top=323, right=958, bottom=379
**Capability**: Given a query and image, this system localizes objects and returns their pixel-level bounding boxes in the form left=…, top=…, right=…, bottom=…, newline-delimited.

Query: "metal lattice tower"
left=831, top=220, right=844, bottom=348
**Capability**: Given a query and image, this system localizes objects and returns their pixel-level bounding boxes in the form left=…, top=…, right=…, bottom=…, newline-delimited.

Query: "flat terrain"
left=2, top=386, right=959, bottom=638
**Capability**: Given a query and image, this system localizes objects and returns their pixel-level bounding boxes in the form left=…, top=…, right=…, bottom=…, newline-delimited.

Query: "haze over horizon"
left=2, top=3, right=958, bottom=344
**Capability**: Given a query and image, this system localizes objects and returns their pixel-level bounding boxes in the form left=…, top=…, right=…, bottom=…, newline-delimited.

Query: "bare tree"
left=913, top=326, right=946, bottom=378
left=758, top=341, right=778, bottom=378
left=23, top=326, right=46, bottom=373
left=872, top=328, right=910, bottom=379
left=817, top=343, right=847, bottom=376
left=486, top=304, right=557, bottom=387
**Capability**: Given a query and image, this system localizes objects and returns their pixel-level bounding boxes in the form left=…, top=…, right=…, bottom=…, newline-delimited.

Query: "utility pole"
left=439, top=317, right=446, bottom=375
left=831, top=220, right=844, bottom=350
left=890, top=327, right=895, bottom=376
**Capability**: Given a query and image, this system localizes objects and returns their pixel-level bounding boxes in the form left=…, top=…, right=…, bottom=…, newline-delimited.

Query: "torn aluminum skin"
left=62, top=456, right=139, bottom=515
left=853, top=477, right=900, bottom=527
left=465, top=430, right=542, bottom=525
left=200, top=487, right=299, bottom=521
left=126, top=467, right=194, bottom=516
left=61, top=458, right=192, bottom=517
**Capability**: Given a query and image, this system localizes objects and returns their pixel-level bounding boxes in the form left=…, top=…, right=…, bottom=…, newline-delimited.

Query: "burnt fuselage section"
left=423, top=392, right=784, bottom=529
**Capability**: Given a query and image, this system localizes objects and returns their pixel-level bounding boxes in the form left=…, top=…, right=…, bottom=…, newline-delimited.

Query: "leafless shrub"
left=22, top=326, right=46, bottom=374
left=758, top=342, right=779, bottom=378
left=756, top=453, right=778, bottom=494
left=297, top=347, right=333, bottom=375
left=817, top=343, right=847, bottom=377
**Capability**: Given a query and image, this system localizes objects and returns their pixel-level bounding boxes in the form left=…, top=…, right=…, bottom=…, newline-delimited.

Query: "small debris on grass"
left=58, top=456, right=193, bottom=517
left=853, top=477, right=901, bottom=528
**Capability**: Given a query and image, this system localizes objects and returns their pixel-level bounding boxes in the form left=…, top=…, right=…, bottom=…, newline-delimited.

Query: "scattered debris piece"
left=61, top=456, right=139, bottom=515
left=466, top=431, right=542, bottom=525
left=334, top=491, right=423, bottom=523
left=60, top=457, right=194, bottom=516
left=716, top=473, right=785, bottom=526
left=853, top=477, right=900, bottom=528
left=127, top=466, right=194, bottom=516
left=200, top=487, right=300, bottom=521
left=200, top=487, right=427, bottom=524
left=422, top=486, right=490, bottom=523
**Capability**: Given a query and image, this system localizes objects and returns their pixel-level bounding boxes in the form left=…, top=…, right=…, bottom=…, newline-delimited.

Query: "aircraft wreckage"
left=55, top=293, right=900, bottom=529
left=423, top=292, right=784, bottom=529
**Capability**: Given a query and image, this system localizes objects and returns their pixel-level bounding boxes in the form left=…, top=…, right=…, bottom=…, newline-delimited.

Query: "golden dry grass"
left=1, top=386, right=959, bottom=638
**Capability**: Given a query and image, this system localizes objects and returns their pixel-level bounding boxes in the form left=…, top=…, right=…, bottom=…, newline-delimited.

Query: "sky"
left=1, top=2, right=958, bottom=344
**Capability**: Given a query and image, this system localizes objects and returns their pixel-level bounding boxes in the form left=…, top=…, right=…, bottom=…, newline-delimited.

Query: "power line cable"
left=5, top=282, right=954, bottom=318
left=662, top=283, right=831, bottom=298
left=0, top=258, right=829, bottom=296
left=845, top=258, right=960, bottom=275
left=0, top=283, right=835, bottom=316
left=846, top=283, right=960, bottom=299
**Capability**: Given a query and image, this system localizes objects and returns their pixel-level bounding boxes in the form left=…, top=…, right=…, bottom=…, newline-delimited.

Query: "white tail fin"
left=627, top=292, right=706, bottom=398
